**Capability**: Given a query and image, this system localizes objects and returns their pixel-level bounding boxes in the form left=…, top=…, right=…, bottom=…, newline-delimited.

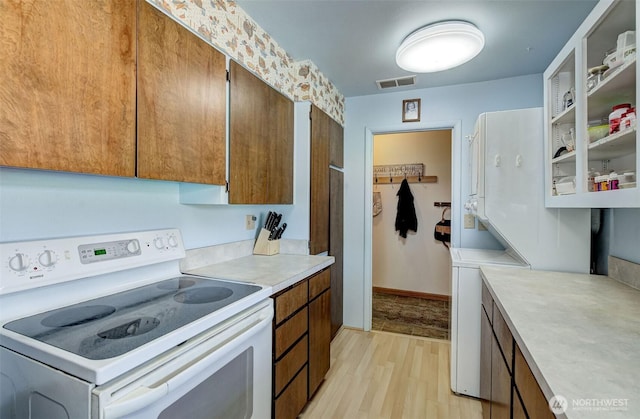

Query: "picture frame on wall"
left=402, top=98, right=420, bottom=122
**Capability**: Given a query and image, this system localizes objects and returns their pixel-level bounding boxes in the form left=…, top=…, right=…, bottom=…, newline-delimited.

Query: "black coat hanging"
left=395, top=179, right=417, bottom=238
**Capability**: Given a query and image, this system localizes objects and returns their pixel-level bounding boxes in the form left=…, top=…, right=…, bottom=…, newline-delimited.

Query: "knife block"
left=253, top=228, right=280, bottom=256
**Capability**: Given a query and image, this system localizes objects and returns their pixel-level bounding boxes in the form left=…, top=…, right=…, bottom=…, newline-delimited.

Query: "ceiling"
left=236, top=0, right=599, bottom=97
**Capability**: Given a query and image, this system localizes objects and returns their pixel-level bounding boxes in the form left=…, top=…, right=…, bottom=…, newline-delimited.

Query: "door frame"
left=363, top=121, right=462, bottom=331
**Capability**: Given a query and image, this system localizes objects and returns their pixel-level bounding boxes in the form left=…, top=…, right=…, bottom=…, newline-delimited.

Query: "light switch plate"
left=464, top=213, right=475, bottom=229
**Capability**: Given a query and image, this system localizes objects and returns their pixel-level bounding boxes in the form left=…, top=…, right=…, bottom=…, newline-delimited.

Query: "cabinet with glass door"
left=547, top=51, right=578, bottom=198
left=544, top=0, right=639, bottom=208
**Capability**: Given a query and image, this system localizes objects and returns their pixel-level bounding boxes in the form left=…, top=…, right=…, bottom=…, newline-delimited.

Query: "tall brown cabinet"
left=309, top=105, right=344, bottom=339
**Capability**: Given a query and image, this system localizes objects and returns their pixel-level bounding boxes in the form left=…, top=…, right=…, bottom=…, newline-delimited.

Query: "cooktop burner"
left=174, top=287, right=234, bottom=304
left=3, top=276, right=261, bottom=360
left=41, top=305, right=117, bottom=328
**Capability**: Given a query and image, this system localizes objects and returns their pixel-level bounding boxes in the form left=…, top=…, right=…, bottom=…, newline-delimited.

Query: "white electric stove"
left=0, top=229, right=273, bottom=419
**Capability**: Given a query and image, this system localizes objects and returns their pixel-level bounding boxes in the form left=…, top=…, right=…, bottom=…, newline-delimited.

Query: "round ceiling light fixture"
left=396, top=21, right=485, bottom=73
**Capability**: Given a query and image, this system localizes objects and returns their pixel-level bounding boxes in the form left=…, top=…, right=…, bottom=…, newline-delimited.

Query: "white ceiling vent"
left=376, top=75, right=416, bottom=90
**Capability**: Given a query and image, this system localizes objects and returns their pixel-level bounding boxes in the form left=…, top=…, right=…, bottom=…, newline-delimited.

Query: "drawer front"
left=274, top=280, right=308, bottom=324
left=274, top=335, right=308, bottom=396
left=481, top=280, right=493, bottom=324
left=308, top=269, right=330, bottom=300
left=274, top=365, right=308, bottom=419
left=275, top=307, right=308, bottom=359
left=493, top=307, right=513, bottom=372
left=514, top=345, right=554, bottom=419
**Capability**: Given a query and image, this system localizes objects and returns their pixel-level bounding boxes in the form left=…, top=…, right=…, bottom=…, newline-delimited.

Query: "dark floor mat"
left=372, top=291, right=450, bottom=340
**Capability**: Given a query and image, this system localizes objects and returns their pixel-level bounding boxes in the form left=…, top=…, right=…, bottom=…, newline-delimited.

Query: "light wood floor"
left=300, top=328, right=482, bottom=419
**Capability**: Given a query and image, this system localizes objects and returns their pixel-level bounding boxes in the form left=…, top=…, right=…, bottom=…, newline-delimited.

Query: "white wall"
left=610, top=208, right=640, bottom=264
left=372, top=130, right=452, bottom=296
left=343, top=74, right=543, bottom=330
left=0, top=104, right=311, bottom=249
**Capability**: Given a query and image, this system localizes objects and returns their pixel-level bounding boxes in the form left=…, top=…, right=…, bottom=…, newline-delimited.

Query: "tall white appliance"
left=450, top=107, right=591, bottom=397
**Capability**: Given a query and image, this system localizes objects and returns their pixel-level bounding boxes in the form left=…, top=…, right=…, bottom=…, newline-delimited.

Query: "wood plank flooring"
left=300, top=328, right=482, bottom=419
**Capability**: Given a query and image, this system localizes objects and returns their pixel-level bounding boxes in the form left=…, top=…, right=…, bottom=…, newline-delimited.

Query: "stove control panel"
left=0, top=229, right=185, bottom=295
left=78, top=239, right=141, bottom=264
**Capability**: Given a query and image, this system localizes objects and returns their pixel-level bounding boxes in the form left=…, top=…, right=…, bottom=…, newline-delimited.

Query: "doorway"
left=369, top=129, right=453, bottom=339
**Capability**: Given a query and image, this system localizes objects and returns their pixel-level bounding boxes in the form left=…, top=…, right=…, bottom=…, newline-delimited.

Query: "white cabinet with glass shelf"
left=547, top=49, right=579, bottom=197
left=544, top=0, right=639, bottom=208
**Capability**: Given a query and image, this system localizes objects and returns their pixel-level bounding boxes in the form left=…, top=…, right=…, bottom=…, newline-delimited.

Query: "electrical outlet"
left=245, top=215, right=256, bottom=230
left=464, top=213, right=475, bottom=229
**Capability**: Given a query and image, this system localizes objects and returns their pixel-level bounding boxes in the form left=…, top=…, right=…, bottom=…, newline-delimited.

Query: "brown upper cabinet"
left=0, top=0, right=136, bottom=177
left=310, top=105, right=331, bottom=255
left=228, top=61, right=294, bottom=204
left=137, top=1, right=226, bottom=185
left=310, top=105, right=343, bottom=254
left=329, top=116, right=344, bottom=168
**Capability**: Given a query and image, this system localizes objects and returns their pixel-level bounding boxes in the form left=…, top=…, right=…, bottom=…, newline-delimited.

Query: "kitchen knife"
left=273, top=213, right=282, bottom=230
left=275, top=223, right=287, bottom=239
left=264, top=211, right=274, bottom=230
left=268, top=229, right=277, bottom=240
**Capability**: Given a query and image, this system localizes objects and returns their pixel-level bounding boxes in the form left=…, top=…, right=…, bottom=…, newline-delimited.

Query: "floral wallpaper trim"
left=147, top=0, right=345, bottom=125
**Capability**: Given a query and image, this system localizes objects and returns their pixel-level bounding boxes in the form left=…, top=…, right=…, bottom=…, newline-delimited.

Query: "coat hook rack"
left=373, top=163, right=437, bottom=184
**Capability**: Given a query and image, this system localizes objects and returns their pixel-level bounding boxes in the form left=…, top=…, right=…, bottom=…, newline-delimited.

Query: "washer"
left=449, top=247, right=528, bottom=398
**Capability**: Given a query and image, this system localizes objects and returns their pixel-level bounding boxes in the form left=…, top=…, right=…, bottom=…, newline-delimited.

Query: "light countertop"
left=480, top=266, right=640, bottom=418
left=183, top=254, right=334, bottom=294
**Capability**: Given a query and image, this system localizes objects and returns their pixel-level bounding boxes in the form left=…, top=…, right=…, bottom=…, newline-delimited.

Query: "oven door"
left=94, top=299, right=273, bottom=419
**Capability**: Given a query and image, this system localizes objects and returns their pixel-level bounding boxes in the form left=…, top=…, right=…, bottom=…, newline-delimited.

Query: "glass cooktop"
left=3, top=276, right=261, bottom=360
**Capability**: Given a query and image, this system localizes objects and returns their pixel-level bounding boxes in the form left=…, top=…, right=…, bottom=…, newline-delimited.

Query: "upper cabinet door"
left=0, top=0, right=136, bottom=176
left=229, top=61, right=294, bottom=204
left=137, top=1, right=226, bottom=184
left=310, top=105, right=331, bottom=254
left=329, top=117, right=344, bottom=169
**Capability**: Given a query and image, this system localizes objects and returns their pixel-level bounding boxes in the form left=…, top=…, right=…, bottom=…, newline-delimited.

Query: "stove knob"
left=38, top=250, right=57, bottom=268
left=126, top=240, right=140, bottom=254
left=8, top=253, right=30, bottom=272
left=154, top=237, right=165, bottom=249
left=167, top=235, right=178, bottom=248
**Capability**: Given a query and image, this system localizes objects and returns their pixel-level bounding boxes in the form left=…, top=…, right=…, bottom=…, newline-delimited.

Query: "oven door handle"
left=101, top=303, right=273, bottom=418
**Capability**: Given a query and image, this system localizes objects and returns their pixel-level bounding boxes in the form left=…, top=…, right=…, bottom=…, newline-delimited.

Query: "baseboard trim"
left=373, top=286, right=451, bottom=302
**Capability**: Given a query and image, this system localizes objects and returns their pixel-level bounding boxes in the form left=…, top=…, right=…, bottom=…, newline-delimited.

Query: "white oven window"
left=159, top=348, right=253, bottom=419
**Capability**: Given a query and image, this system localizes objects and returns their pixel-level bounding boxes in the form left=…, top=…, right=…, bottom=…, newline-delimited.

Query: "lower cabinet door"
left=513, top=388, right=528, bottom=419
left=308, top=289, right=331, bottom=396
left=480, top=309, right=492, bottom=419
left=515, top=346, right=555, bottom=419
left=491, top=335, right=511, bottom=419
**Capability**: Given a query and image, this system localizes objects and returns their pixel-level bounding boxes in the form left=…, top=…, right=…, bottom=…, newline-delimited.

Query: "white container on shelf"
left=617, top=30, right=636, bottom=61
left=555, top=176, right=576, bottom=195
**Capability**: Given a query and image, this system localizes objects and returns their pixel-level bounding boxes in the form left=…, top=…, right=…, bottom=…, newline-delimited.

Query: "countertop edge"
left=269, top=258, right=335, bottom=295
left=182, top=254, right=335, bottom=296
